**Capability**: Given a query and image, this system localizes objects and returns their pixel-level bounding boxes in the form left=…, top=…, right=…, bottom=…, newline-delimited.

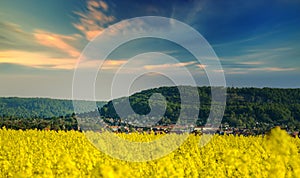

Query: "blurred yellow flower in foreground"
left=0, top=127, right=299, bottom=177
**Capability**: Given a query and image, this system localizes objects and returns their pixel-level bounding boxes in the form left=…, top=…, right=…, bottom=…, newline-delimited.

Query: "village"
left=105, top=123, right=300, bottom=137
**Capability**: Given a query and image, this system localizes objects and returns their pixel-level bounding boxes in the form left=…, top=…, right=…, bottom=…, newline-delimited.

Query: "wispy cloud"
left=184, top=1, right=203, bottom=24
left=226, top=71, right=248, bottom=75
left=246, top=47, right=293, bottom=53
left=222, top=66, right=296, bottom=75
left=218, top=47, right=297, bottom=74
left=220, top=46, right=296, bottom=70
left=0, top=21, right=84, bottom=70
left=237, top=61, right=264, bottom=65
left=78, top=59, right=127, bottom=70
left=0, top=21, right=41, bottom=51
left=101, top=60, right=127, bottom=69
left=248, top=67, right=296, bottom=72
left=195, top=64, right=207, bottom=69
left=212, top=69, right=225, bottom=73
left=34, top=30, right=81, bottom=58
left=0, top=50, right=77, bottom=70
left=72, top=0, right=115, bottom=41
left=143, top=61, right=196, bottom=70
left=212, top=31, right=279, bottom=48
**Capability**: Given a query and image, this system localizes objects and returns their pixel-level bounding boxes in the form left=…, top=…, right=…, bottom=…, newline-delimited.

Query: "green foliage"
left=2, top=86, right=300, bottom=132
left=100, top=86, right=300, bottom=131
left=0, top=114, right=78, bottom=131
left=0, top=98, right=106, bottom=131
left=0, top=97, right=106, bottom=118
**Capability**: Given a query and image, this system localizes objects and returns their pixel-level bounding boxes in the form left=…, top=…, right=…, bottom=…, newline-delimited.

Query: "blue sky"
left=0, top=0, right=300, bottom=100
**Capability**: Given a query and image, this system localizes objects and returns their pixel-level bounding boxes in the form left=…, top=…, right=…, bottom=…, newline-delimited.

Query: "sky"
left=0, top=0, right=300, bottom=100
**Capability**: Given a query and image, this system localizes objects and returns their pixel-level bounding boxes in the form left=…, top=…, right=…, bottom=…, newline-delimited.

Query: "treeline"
left=2, top=87, right=300, bottom=132
left=100, top=86, right=300, bottom=131
left=0, top=114, right=78, bottom=131
left=0, top=97, right=105, bottom=118
left=0, top=97, right=105, bottom=131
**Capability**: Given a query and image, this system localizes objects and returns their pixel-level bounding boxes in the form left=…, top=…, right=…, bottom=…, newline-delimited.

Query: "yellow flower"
left=0, top=127, right=299, bottom=177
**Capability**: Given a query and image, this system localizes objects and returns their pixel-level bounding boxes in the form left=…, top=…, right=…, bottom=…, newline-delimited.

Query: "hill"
left=2, top=86, right=300, bottom=132
left=0, top=97, right=106, bottom=130
left=0, top=97, right=106, bottom=118
left=99, top=86, right=300, bottom=131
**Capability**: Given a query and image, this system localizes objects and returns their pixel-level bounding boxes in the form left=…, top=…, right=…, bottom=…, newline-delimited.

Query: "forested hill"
left=100, top=86, right=300, bottom=130
left=0, top=97, right=106, bottom=118
left=2, top=87, right=300, bottom=131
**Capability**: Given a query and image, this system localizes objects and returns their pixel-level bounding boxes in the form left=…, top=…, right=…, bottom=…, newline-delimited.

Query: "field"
left=1, top=127, right=299, bottom=178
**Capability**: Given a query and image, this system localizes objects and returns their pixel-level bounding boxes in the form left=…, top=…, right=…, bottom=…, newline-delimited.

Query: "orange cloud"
left=99, top=1, right=108, bottom=11
left=101, top=60, right=127, bottom=69
left=0, top=21, right=86, bottom=70
left=88, top=0, right=100, bottom=8
left=87, top=0, right=108, bottom=11
left=34, top=30, right=81, bottom=58
left=0, top=50, right=77, bottom=70
left=196, top=64, right=207, bottom=69
left=77, top=59, right=127, bottom=70
left=143, top=61, right=196, bottom=70
left=86, top=30, right=103, bottom=41
left=73, top=0, right=115, bottom=41
left=0, top=50, right=128, bottom=70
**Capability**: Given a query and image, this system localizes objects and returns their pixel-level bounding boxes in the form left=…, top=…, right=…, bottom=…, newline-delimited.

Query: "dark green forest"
left=1, top=86, right=300, bottom=132
left=100, top=86, right=300, bottom=131
left=0, top=97, right=105, bottom=130
left=0, top=97, right=73, bottom=118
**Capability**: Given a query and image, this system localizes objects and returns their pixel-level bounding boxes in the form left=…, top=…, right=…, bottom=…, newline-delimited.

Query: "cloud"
left=33, top=30, right=81, bottom=58
left=73, top=0, right=115, bottom=41
left=217, top=52, right=296, bottom=74
left=219, top=44, right=300, bottom=74
left=0, top=50, right=77, bottom=70
left=237, top=61, right=264, bottom=65
left=225, top=51, right=273, bottom=62
left=226, top=71, right=248, bottom=75
left=212, top=69, right=225, bottom=73
left=195, top=64, right=207, bottom=69
left=212, top=31, right=278, bottom=48
left=248, top=67, right=296, bottom=72
left=222, top=68, right=249, bottom=75
left=222, top=66, right=296, bottom=75
left=0, top=20, right=128, bottom=70
left=184, top=1, right=204, bottom=23
left=0, top=21, right=41, bottom=51
left=143, top=61, right=196, bottom=70
left=99, top=1, right=109, bottom=11
left=246, top=47, right=293, bottom=53
left=0, top=21, right=86, bottom=69
left=0, top=21, right=83, bottom=57
left=78, top=59, right=127, bottom=70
